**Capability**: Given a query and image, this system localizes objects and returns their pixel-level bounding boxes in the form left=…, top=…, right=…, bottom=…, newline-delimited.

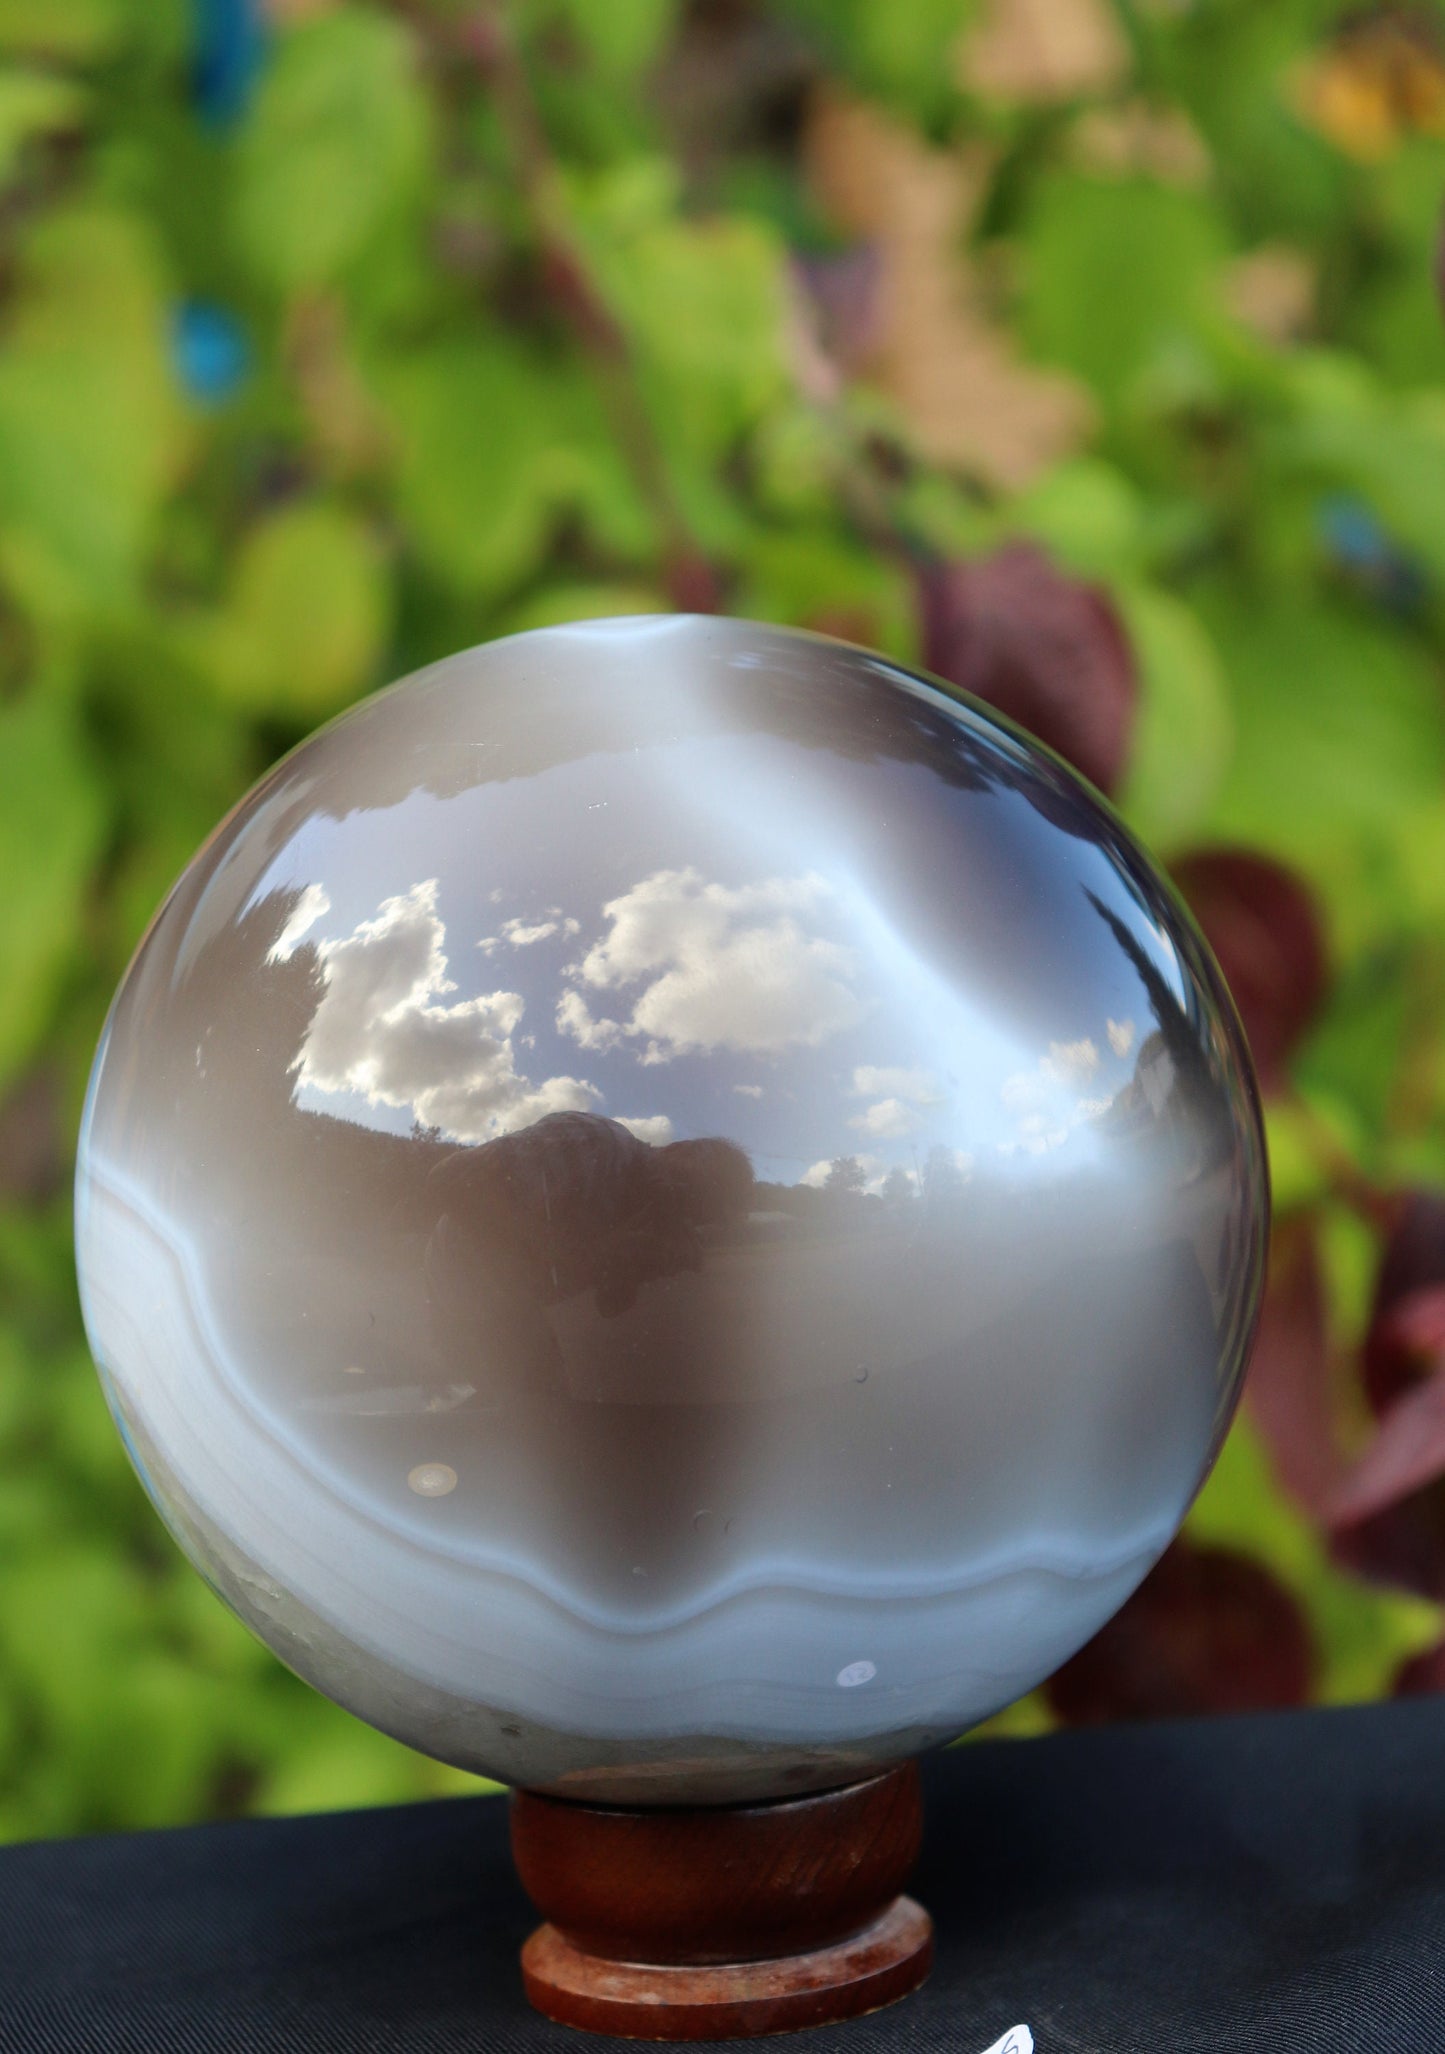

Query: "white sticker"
left=980, top=2031, right=1033, bottom=2054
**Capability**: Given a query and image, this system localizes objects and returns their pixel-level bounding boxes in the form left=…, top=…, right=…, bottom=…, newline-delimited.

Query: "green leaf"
left=849, top=0, right=974, bottom=115
left=1003, top=459, right=1145, bottom=580
left=1198, top=593, right=1445, bottom=863
left=84, top=1651, right=230, bottom=1826
left=234, top=10, right=430, bottom=292
left=772, top=0, right=974, bottom=119
left=1337, top=142, right=1445, bottom=391
left=1114, top=583, right=1233, bottom=854
left=0, top=207, right=185, bottom=598
left=47, top=1354, right=146, bottom=1507
left=750, top=407, right=843, bottom=522
left=575, top=179, right=790, bottom=460
left=1262, top=1099, right=1331, bottom=1217
left=1395, top=800, right=1445, bottom=931
left=386, top=338, right=563, bottom=598
left=0, top=0, right=124, bottom=58
left=1295, top=946, right=1413, bottom=1148
left=385, top=337, right=652, bottom=598
left=632, top=215, right=790, bottom=450
left=498, top=581, right=667, bottom=634
left=551, top=0, right=677, bottom=81
left=0, top=1548, right=148, bottom=1729
left=205, top=502, right=392, bottom=718
left=1317, top=1200, right=1379, bottom=1354
left=0, top=1324, right=36, bottom=1451
left=1018, top=175, right=1228, bottom=410
left=733, top=529, right=916, bottom=659
left=0, top=71, right=86, bottom=184
left=0, top=692, right=104, bottom=1090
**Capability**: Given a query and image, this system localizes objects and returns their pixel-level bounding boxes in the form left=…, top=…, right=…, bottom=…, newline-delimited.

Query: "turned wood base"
left=510, top=1764, right=933, bottom=2040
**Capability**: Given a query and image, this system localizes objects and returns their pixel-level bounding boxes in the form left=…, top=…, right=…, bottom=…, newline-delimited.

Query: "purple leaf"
left=1365, top=1191, right=1445, bottom=1413
left=1245, top=1216, right=1342, bottom=1518
left=1046, top=1540, right=1315, bottom=1725
left=1172, top=849, right=1329, bottom=1093
left=917, top=542, right=1138, bottom=795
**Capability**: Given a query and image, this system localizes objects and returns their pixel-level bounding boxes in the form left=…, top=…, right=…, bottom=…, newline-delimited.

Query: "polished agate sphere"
left=75, top=618, right=1267, bottom=1804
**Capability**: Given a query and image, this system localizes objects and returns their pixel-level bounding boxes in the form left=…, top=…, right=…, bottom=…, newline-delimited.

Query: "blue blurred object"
left=173, top=300, right=250, bottom=403
left=1318, top=494, right=1427, bottom=617
left=194, top=0, right=265, bottom=129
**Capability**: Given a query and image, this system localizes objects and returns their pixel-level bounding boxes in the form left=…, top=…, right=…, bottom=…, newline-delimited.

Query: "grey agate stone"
left=74, top=617, right=1268, bottom=1804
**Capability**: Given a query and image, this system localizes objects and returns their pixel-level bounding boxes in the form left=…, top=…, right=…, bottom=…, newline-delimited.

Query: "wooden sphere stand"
left=511, top=1764, right=933, bottom=2040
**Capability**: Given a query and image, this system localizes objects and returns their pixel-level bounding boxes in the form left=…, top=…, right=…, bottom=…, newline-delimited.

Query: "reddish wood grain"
left=521, top=1894, right=933, bottom=2040
left=510, top=1765, right=933, bottom=2038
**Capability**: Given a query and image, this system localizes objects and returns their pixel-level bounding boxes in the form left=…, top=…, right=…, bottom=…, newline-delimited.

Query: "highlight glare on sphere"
left=74, top=617, right=1267, bottom=1804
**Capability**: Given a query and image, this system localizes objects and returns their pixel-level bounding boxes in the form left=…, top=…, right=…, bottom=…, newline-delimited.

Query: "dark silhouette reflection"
left=1082, top=887, right=1266, bottom=1449
left=726, top=631, right=1162, bottom=858
left=1084, top=887, right=1237, bottom=1178
left=102, top=886, right=758, bottom=1416
left=420, top=1115, right=753, bottom=1392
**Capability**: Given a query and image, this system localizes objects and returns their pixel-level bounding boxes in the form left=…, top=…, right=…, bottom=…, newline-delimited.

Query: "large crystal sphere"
left=76, top=618, right=1267, bottom=1804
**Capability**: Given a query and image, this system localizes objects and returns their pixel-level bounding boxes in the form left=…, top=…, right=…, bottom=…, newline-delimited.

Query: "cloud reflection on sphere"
left=75, top=617, right=1267, bottom=1804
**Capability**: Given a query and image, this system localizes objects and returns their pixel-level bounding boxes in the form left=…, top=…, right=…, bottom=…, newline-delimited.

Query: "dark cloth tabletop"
left=2, top=1697, right=1444, bottom=2053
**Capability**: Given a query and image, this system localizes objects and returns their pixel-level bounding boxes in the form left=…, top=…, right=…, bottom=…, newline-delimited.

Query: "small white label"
left=981, top=2030, right=1033, bottom=2054
left=835, top=1659, right=876, bottom=1687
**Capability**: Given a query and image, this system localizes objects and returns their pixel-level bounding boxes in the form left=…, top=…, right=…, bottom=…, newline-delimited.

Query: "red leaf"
left=1394, top=1637, right=1445, bottom=1696
left=1171, top=849, right=1328, bottom=1093
left=1325, top=1191, right=1445, bottom=1601
left=1245, top=1215, right=1343, bottom=1518
left=1329, top=1296, right=1445, bottom=1602
left=1329, top=1358, right=1445, bottom=1529
left=1375, top=1190, right=1445, bottom=1308
left=1045, top=1539, right=1314, bottom=1725
left=0, top=1064, right=66, bottom=1205
left=1365, top=1191, right=1445, bottom=1414
left=916, top=542, right=1138, bottom=795
left=665, top=547, right=722, bottom=616
left=1333, top=1487, right=1445, bottom=1603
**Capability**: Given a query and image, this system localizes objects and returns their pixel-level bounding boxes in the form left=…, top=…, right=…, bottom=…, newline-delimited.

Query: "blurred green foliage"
left=4, top=0, right=1445, bottom=1835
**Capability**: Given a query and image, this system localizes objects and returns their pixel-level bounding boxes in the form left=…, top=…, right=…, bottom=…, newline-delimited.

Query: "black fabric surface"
left=2, top=1698, right=1444, bottom=2052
